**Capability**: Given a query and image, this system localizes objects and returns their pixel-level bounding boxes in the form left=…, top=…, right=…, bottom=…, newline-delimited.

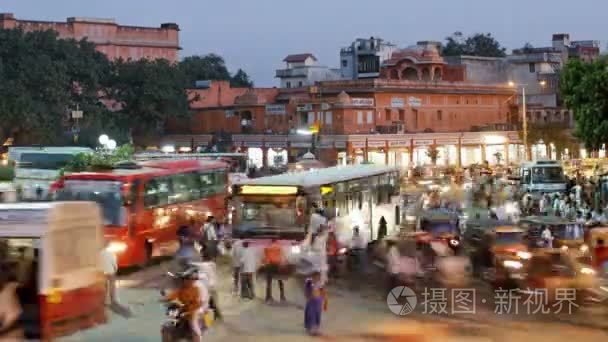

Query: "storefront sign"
left=414, top=139, right=434, bottom=146
left=461, top=138, right=481, bottom=145
left=232, top=141, right=243, bottom=147
left=351, top=141, right=366, bottom=148
left=243, top=142, right=263, bottom=148
left=390, top=97, right=405, bottom=108
left=266, top=142, right=287, bottom=148
left=291, top=142, right=312, bottom=148
left=367, top=141, right=386, bottom=148
left=334, top=141, right=347, bottom=149
left=408, top=97, right=422, bottom=107
left=318, top=141, right=333, bottom=149
left=351, top=98, right=375, bottom=107
left=389, top=140, right=410, bottom=147
left=435, top=139, right=460, bottom=145
left=297, top=104, right=313, bottom=112
left=265, top=104, right=286, bottom=115
left=225, top=109, right=235, bottom=118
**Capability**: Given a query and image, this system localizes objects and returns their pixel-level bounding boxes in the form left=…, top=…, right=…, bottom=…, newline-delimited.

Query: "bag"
left=203, top=311, right=214, bottom=328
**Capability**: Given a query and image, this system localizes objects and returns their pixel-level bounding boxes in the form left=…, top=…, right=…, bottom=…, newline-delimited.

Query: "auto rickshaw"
left=516, top=248, right=599, bottom=303
left=519, top=215, right=590, bottom=259
left=0, top=202, right=106, bottom=340
left=469, top=226, right=530, bottom=287
left=419, top=209, right=461, bottom=254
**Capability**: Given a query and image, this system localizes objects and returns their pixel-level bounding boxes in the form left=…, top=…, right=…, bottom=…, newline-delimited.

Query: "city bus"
left=135, top=152, right=249, bottom=186
left=54, top=159, right=229, bottom=268
left=231, top=164, right=401, bottom=252
left=518, top=160, right=567, bottom=195
left=12, top=146, right=93, bottom=201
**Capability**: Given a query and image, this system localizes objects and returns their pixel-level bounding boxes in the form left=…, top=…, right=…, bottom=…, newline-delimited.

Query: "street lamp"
left=98, top=134, right=109, bottom=146
left=508, top=80, right=547, bottom=161
left=106, top=139, right=117, bottom=150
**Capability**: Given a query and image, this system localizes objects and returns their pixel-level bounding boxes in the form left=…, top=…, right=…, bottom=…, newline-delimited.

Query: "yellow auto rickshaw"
left=0, top=202, right=106, bottom=340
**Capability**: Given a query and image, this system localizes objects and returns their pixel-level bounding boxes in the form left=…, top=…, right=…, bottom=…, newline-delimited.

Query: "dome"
left=336, top=91, right=351, bottom=105
left=302, top=152, right=316, bottom=160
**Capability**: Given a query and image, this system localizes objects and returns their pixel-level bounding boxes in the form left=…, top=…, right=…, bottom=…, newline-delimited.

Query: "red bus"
left=54, top=159, right=229, bottom=268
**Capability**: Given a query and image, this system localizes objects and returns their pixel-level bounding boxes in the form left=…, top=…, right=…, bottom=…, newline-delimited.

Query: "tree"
left=230, top=68, right=253, bottom=88
left=561, top=57, right=608, bottom=151
left=442, top=32, right=507, bottom=57
left=105, top=59, right=191, bottom=145
left=426, top=145, right=440, bottom=165
left=64, top=144, right=134, bottom=172
left=521, top=42, right=535, bottom=54
left=179, top=54, right=254, bottom=88
left=0, top=28, right=112, bottom=145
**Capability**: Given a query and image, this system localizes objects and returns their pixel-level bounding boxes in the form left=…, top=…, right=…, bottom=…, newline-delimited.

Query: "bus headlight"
left=106, top=241, right=127, bottom=254
left=580, top=267, right=596, bottom=275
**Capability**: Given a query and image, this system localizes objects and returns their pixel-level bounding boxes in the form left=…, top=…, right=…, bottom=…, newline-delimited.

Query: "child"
left=304, top=271, right=326, bottom=336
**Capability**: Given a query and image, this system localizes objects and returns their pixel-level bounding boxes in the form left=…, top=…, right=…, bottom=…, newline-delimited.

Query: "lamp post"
left=508, top=80, right=546, bottom=161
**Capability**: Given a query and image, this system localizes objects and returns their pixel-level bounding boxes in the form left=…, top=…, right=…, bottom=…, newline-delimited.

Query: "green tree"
left=561, top=57, right=608, bottom=150
left=230, top=68, right=253, bottom=88
left=0, top=28, right=112, bottom=145
left=179, top=54, right=254, bottom=88
left=105, top=58, right=191, bottom=146
left=442, top=32, right=507, bottom=57
left=64, top=144, right=134, bottom=172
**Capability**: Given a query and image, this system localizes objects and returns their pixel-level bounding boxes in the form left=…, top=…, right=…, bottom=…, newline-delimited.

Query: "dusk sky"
left=2, top=0, right=606, bottom=86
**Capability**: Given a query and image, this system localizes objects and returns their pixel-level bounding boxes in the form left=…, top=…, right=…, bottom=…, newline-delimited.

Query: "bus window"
left=522, top=168, right=531, bottom=185
left=144, top=177, right=171, bottom=207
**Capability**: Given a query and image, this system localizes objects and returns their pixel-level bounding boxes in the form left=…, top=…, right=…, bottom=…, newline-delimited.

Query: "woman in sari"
left=304, top=271, right=325, bottom=336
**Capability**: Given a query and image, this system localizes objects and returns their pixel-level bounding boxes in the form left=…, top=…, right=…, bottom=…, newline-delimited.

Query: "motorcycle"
left=161, top=300, right=194, bottom=342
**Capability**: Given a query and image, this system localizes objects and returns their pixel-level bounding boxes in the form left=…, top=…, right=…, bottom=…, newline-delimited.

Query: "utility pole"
left=71, top=104, right=83, bottom=144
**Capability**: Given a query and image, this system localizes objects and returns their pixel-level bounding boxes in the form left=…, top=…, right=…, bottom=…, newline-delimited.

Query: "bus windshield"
left=19, top=153, right=76, bottom=170
left=553, top=224, right=584, bottom=240
left=56, top=180, right=126, bottom=227
left=531, top=166, right=565, bottom=184
left=234, top=196, right=299, bottom=237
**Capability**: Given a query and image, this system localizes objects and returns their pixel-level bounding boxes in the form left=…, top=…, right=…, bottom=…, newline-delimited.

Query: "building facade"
left=340, top=37, right=397, bottom=79
left=275, top=54, right=341, bottom=88
left=0, top=12, right=180, bottom=62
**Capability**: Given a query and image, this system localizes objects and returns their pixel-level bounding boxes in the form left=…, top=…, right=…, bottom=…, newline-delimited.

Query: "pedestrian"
left=541, top=226, right=553, bottom=248
left=311, top=228, right=329, bottom=285
left=239, top=241, right=256, bottom=300
left=231, top=239, right=243, bottom=295
left=101, top=240, right=133, bottom=318
left=263, top=238, right=286, bottom=303
left=377, top=216, right=388, bottom=241
left=326, top=231, right=339, bottom=278
left=350, top=227, right=368, bottom=273
left=304, top=271, right=326, bottom=336
left=309, top=204, right=327, bottom=235
left=594, top=239, right=608, bottom=274
left=198, top=252, right=223, bottom=321
left=201, top=217, right=218, bottom=260
left=0, top=262, right=24, bottom=340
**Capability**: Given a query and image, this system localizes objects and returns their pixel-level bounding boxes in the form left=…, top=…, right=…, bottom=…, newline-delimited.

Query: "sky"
left=2, top=0, right=606, bottom=86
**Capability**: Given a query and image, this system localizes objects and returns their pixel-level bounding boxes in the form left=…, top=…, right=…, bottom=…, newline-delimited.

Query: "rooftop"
left=283, top=53, right=317, bottom=63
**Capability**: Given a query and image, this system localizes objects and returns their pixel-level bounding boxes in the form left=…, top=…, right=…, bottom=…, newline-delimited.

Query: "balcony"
left=275, top=68, right=308, bottom=78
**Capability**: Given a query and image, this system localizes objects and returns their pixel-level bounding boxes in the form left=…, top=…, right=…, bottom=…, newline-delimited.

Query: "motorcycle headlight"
left=580, top=244, right=589, bottom=253
left=561, top=245, right=569, bottom=251
left=516, top=251, right=532, bottom=260
left=580, top=267, right=596, bottom=275
left=106, top=241, right=127, bottom=254
left=168, top=309, right=180, bottom=318
left=449, top=239, right=460, bottom=247
left=338, top=247, right=347, bottom=255
left=291, top=245, right=301, bottom=254
left=503, top=260, right=523, bottom=270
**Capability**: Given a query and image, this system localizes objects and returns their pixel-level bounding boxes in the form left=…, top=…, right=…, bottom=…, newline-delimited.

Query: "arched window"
left=421, top=68, right=431, bottom=81
left=390, top=69, right=399, bottom=80
left=401, top=67, right=418, bottom=81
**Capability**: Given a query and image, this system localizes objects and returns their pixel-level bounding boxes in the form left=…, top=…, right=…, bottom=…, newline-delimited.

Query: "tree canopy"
left=561, top=57, right=608, bottom=150
left=179, top=54, right=254, bottom=88
left=442, top=32, right=507, bottom=58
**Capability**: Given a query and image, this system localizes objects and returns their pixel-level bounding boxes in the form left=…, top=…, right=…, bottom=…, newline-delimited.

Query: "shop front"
left=412, top=139, right=434, bottom=166
left=367, top=140, right=387, bottom=165
left=388, top=140, right=410, bottom=170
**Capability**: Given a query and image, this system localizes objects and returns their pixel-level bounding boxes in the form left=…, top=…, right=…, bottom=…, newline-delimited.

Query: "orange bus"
left=55, top=159, right=229, bottom=268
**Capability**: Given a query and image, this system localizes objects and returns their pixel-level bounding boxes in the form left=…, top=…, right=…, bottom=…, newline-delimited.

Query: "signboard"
left=321, top=103, right=330, bottom=110
left=408, top=97, right=422, bottom=107
left=266, top=142, right=287, bottom=148
left=351, top=141, right=366, bottom=148
left=291, top=142, right=312, bottom=148
left=243, top=142, right=263, bottom=148
left=334, top=141, right=347, bottom=149
left=390, top=97, right=405, bottom=108
left=435, top=139, right=460, bottom=145
left=318, top=141, right=333, bottom=149
left=389, top=140, right=410, bottom=147
left=461, top=138, right=481, bottom=145
left=297, top=104, right=313, bottom=112
left=265, top=104, right=286, bottom=115
left=413, top=139, right=434, bottom=146
left=71, top=110, right=83, bottom=119
left=225, top=109, right=235, bottom=118
left=351, top=98, right=375, bottom=107
left=367, top=141, right=386, bottom=148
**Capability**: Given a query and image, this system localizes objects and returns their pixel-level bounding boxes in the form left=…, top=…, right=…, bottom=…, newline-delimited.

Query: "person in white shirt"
left=239, top=241, right=257, bottom=299
left=100, top=240, right=133, bottom=317
left=350, top=227, right=368, bottom=272
left=0, top=263, right=24, bottom=340
left=196, top=253, right=223, bottom=321
left=309, top=205, right=327, bottom=236
left=201, top=217, right=219, bottom=260
left=385, top=240, right=401, bottom=290
left=541, top=226, right=553, bottom=248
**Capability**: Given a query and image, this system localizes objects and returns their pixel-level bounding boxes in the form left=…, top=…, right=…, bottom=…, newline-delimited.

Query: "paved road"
left=64, top=258, right=608, bottom=342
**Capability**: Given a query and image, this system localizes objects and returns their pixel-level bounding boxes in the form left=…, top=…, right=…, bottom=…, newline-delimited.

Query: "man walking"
left=263, top=238, right=286, bottom=303
left=101, top=240, right=133, bottom=318
left=239, top=241, right=256, bottom=300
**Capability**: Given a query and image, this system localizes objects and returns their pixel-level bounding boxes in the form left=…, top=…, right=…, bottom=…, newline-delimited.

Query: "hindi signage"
left=351, top=98, right=375, bottom=107
left=408, top=97, right=422, bottom=107
left=265, top=104, right=286, bottom=115
left=391, top=97, right=405, bottom=108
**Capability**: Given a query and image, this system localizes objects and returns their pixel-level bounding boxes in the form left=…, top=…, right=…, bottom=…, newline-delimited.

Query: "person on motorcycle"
left=163, top=267, right=204, bottom=342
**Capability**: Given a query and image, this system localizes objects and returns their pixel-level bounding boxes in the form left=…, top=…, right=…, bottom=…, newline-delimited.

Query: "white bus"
left=519, top=160, right=567, bottom=194
left=13, top=147, right=93, bottom=200
left=232, top=164, right=401, bottom=245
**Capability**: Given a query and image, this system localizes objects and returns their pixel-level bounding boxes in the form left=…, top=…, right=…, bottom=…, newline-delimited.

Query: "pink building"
left=0, top=13, right=180, bottom=62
